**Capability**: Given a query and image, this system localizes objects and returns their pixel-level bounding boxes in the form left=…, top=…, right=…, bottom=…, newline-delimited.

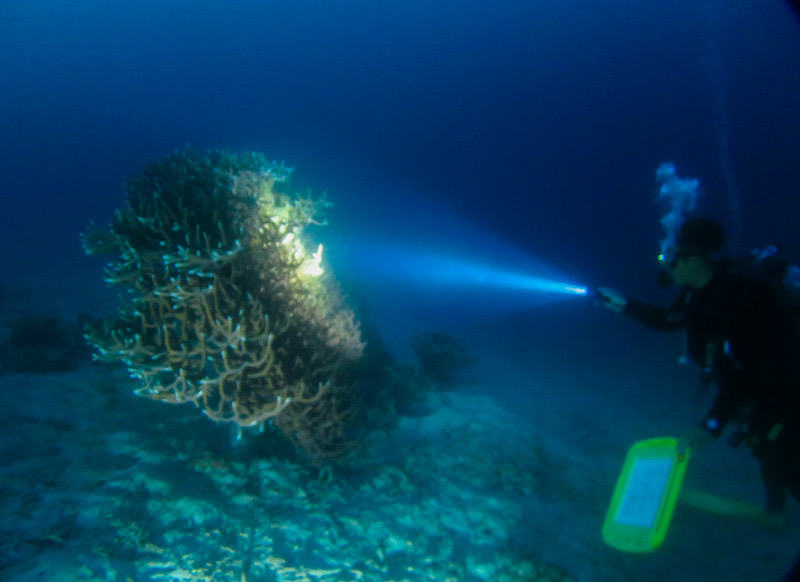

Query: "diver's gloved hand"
left=596, top=287, right=627, bottom=312
left=678, top=425, right=715, bottom=453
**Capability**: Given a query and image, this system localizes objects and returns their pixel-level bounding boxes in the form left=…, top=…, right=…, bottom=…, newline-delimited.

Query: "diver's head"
left=658, top=218, right=725, bottom=288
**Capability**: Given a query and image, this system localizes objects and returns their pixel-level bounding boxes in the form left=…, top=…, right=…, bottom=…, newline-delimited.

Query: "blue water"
left=3, top=1, right=799, bottom=302
left=2, top=1, right=800, bottom=580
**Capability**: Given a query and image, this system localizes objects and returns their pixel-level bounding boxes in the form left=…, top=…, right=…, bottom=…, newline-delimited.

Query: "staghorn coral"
left=83, top=149, right=364, bottom=461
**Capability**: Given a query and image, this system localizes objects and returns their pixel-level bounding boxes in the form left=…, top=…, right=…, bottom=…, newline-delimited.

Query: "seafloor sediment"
left=0, top=367, right=576, bottom=582
left=2, top=303, right=799, bottom=582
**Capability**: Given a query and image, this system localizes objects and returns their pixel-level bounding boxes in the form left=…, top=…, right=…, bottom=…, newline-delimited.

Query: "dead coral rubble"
left=83, top=150, right=365, bottom=461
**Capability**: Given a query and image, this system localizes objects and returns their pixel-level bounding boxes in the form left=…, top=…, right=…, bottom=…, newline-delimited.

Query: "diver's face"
left=668, top=255, right=692, bottom=286
left=658, top=247, right=692, bottom=286
left=663, top=253, right=708, bottom=288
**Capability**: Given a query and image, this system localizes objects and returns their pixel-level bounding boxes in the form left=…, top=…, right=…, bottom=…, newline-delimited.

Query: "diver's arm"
left=622, top=298, right=686, bottom=331
left=597, top=286, right=687, bottom=331
left=597, top=287, right=687, bottom=330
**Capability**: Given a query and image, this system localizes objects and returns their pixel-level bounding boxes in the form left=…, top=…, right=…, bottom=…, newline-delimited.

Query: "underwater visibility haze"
left=1, top=1, right=800, bottom=581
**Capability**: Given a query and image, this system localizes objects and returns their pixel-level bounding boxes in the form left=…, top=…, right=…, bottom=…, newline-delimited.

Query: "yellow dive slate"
left=602, top=437, right=690, bottom=552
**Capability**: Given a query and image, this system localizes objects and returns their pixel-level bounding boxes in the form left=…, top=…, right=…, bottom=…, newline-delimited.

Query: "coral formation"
left=82, top=150, right=365, bottom=460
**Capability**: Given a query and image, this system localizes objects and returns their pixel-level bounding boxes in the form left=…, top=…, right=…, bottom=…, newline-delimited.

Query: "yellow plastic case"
left=602, top=437, right=690, bottom=552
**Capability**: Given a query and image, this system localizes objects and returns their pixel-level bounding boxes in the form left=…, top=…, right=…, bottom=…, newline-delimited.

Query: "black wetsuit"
left=624, top=265, right=800, bottom=512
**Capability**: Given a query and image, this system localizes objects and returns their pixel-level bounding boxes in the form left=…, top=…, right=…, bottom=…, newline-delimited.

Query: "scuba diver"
left=597, top=217, right=800, bottom=521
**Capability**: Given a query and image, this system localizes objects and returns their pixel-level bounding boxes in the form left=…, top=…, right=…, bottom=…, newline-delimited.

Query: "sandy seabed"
left=1, top=285, right=799, bottom=582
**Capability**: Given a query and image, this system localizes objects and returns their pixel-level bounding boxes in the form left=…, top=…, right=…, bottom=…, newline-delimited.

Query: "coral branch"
left=83, top=150, right=365, bottom=461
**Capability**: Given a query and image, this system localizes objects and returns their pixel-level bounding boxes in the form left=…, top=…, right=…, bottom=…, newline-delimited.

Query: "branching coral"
left=83, top=149, right=364, bottom=461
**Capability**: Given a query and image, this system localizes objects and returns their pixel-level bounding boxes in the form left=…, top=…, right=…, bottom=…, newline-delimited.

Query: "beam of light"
left=329, top=240, right=588, bottom=300
left=321, top=185, right=592, bottom=357
left=403, top=251, right=588, bottom=296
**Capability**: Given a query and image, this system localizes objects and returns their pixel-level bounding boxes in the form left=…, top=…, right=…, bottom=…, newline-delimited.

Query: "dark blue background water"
left=2, top=0, right=799, bottom=325
left=2, top=5, right=800, bottom=579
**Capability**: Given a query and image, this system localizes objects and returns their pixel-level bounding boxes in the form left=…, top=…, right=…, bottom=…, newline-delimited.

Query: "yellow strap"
left=679, top=487, right=785, bottom=529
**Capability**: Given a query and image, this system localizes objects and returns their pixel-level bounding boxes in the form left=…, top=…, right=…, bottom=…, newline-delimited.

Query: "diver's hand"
left=596, top=287, right=627, bottom=312
left=678, top=425, right=715, bottom=453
